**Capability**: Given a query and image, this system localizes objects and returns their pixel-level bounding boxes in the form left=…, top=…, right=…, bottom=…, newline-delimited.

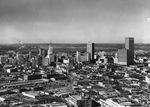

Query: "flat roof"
left=23, top=91, right=39, bottom=96
left=0, top=79, right=49, bottom=87
left=71, top=95, right=82, bottom=100
left=51, top=102, right=67, bottom=106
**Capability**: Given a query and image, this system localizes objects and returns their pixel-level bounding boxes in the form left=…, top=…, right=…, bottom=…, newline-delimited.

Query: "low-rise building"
left=66, top=94, right=92, bottom=107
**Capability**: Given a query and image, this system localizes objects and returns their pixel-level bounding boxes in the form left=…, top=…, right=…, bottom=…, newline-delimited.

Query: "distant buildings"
left=43, top=44, right=56, bottom=66
left=117, top=37, right=134, bottom=66
left=39, top=48, right=47, bottom=58
left=75, top=41, right=95, bottom=63
left=16, top=53, right=25, bottom=65
left=48, top=44, right=54, bottom=55
left=76, top=51, right=81, bottom=62
left=0, top=55, right=8, bottom=64
left=87, top=41, right=95, bottom=62
left=80, top=52, right=90, bottom=62
left=24, top=74, right=42, bottom=81
left=76, top=51, right=91, bottom=63
left=125, top=37, right=134, bottom=65
left=1, top=37, right=150, bottom=106
left=117, top=49, right=128, bottom=65
left=36, top=56, right=42, bottom=67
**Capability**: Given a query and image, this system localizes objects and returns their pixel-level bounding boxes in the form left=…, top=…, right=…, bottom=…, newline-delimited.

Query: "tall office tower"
left=16, top=53, right=25, bottom=65
left=87, top=41, right=95, bottom=62
left=125, top=37, right=134, bottom=65
left=117, top=49, right=128, bottom=65
left=45, top=43, right=56, bottom=65
left=39, top=48, right=47, bottom=58
left=76, top=51, right=81, bottom=62
left=48, top=44, right=53, bottom=55
left=125, top=37, right=134, bottom=50
left=36, top=56, right=42, bottom=67
left=117, top=37, right=134, bottom=66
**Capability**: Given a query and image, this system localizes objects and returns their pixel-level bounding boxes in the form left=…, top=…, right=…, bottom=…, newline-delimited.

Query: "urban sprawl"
left=0, top=37, right=150, bottom=107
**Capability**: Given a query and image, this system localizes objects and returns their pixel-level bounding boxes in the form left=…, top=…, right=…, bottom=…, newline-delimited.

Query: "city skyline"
left=0, top=0, right=150, bottom=44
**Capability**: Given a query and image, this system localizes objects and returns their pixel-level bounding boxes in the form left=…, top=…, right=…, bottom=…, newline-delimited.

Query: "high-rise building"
left=117, top=37, right=134, bottom=65
left=36, top=56, right=42, bottom=67
left=76, top=51, right=81, bottom=62
left=45, top=54, right=56, bottom=65
left=16, top=53, right=25, bottom=65
left=42, top=58, right=49, bottom=66
left=80, top=52, right=90, bottom=62
left=125, top=37, right=134, bottom=51
left=45, top=43, right=56, bottom=65
left=87, top=41, right=95, bottom=62
left=117, top=49, right=128, bottom=65
left=39, top=48, right=47, bottom=58
left=125, top=37, right=134, bottom=65
left=48, top=44, right=53, bottom=55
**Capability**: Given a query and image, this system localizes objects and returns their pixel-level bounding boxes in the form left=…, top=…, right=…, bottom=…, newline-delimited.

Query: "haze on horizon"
left=0, top=0, right=150, bottom=44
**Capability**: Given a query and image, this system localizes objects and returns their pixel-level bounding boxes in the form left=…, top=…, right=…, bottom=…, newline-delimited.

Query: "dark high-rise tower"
left=39, top=48, right=47, bottom=58
left=87, top=41, right=95, bottom=62
left=125, top=37, right=134, bottom=51
left=125, top=37, right=134, bottom=65
left=117, top=37, right=134, bottom=65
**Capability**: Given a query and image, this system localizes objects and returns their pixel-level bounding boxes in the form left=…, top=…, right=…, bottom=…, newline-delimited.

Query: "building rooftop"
left=23, top=91, right=39, bottom=97
left=51, top=102, right=67, bottom=107
left=71, top=95, right=82, bottom=100
left=0, top=79, right=49, bottom=87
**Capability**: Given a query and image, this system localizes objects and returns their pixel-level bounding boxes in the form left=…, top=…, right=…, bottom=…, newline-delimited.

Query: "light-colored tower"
left=87, top=41, right=95, bottom=62
left=76, top=51, right=81, bottom=62
left=48, top=44, right=53, bottom=55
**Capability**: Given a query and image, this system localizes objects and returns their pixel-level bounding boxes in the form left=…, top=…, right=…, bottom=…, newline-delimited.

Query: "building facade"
left=76, top=51, right=81, bottom=62
left=117, top=49, right=128, bottom=65
left=68, top=95, right=92, bottom=107
left=125, top=37, right=134, bottom=65
left=87, top=41, right=95, bottom=62
left=117, top=37, right=134, bottom=66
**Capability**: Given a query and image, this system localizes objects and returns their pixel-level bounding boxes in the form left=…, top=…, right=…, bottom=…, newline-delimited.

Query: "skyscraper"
left=125, top=37, right=134, bottom=51
left=117, top=37, right=134, bottom=65
left=45, top=43, right=55, bottom=65
left=76, top=51, right=81, bottom=62
left=117, top=49, right=128, bottom=65
left=48, top=44, right=53, bottom=55
left=87, top=41, right=95, bottom=62
left=39, top=48, right=47, bottom=58
left=125, top=37, right=134, bottom=65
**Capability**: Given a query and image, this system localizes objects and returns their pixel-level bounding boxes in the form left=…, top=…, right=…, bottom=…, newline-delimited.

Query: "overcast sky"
left=0, top=0, right=150, bottom=44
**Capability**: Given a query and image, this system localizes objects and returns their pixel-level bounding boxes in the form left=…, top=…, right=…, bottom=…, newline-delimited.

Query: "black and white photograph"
left=0, top=0, right=150, bottom=107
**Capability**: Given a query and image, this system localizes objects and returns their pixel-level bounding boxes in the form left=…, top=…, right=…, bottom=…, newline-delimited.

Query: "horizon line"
left=1, top=42, right=150, bottom=45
